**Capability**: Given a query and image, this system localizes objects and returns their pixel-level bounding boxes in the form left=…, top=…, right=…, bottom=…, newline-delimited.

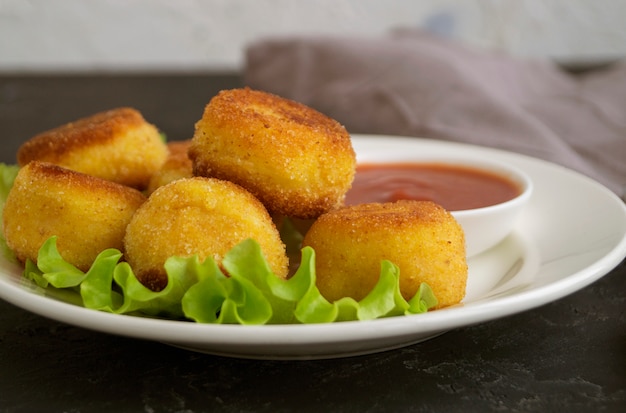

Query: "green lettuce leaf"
left=37, top=236, right=89, bottom=288
left=0, top=163, right=19, bottom=210
left=0, top=163, right=20, bottom=262
left=22, top=235, right=437, bottom=324
left=80, top=250, right=124, bottom=311
left=24, top=258, right=49, bottom=288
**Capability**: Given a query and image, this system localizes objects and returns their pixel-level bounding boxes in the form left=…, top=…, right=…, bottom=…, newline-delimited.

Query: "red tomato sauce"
left=345, top=163, right=521, bottom=211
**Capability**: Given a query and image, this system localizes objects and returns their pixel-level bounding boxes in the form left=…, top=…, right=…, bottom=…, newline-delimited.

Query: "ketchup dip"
left=344, top=162, right=522, bottom=211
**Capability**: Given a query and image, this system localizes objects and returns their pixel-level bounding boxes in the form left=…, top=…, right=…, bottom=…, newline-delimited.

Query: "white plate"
left=1, top=135, right=625, bottom=360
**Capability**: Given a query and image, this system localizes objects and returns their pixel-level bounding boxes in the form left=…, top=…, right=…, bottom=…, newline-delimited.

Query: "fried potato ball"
left=17, top=107, right=168, bottom=190
left=2, top=161, right=146, bottom=271
left=302, top=200, right=467, bottom=308
left=189, top=88, right=356, bottom=219
left=146, top=140, right=193, bottom=195
left=123, top=177, right=289, bottom=291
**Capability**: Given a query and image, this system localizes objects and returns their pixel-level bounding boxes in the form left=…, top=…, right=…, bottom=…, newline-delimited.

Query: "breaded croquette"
left=17, top=107, right=168, bottom=190
left=2, top=161, right=146, bottom=271
left=123, top=177, right=289, bottom=291
left=189, top=88, right=356, bottom=219
left=146, top=140, right=193, bottom=195
left=302, top=200, right=467, bottom=308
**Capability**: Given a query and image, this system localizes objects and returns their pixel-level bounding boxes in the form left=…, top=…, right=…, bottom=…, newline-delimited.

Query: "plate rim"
left=1, top=134, right=625, bottom=357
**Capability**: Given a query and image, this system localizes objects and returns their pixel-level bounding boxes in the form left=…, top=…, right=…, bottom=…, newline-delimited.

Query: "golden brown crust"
left=302, top=200, right=467, bottom=308
left=2, top=161, right=146, bottom=271
left=16, top=107, right=168, bottom=189
left=17, top=108, right=145, bottom=164
left=124, top=177, right=289, bottom=291
left=164, top=139, right=193, bottom=160
left=189, top=88, right=356, bottom=219
left=22, top=161, right=148, bottom=203
left=146, top=140, right=193, bottom=195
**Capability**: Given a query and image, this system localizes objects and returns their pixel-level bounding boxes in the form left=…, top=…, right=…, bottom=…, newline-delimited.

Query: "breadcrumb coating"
left=302, top=200, right=467, bottom=308
left=2, top=161, right=146, bottom=271
left=17, top=107, right=168, bottom=189
left=189, top=88, right=356, bottom=219
left=124, top=177, right=289, bottom=291
left=146, top=140, right=193, bottom=195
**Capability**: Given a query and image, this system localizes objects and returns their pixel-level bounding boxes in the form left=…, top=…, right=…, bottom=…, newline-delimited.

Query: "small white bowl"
left=349, top=156, right=533, bottom=258
left=447, top=159, right=533, bottom=257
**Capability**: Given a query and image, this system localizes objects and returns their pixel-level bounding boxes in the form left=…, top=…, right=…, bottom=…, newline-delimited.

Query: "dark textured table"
left=0, top=74, right=624, bottom=413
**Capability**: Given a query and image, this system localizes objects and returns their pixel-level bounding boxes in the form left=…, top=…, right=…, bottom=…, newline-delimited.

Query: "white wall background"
left=1, top=0, right=625, bottom=73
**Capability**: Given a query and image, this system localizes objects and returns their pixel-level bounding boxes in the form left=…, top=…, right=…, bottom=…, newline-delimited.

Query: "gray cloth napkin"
left=244, top=30, right=626, bottom=197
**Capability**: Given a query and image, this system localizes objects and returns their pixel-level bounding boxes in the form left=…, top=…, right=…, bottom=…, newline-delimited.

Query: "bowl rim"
left=442, top=157, right=534, bottom=215
left=355, top=156, right=534, bottom=215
